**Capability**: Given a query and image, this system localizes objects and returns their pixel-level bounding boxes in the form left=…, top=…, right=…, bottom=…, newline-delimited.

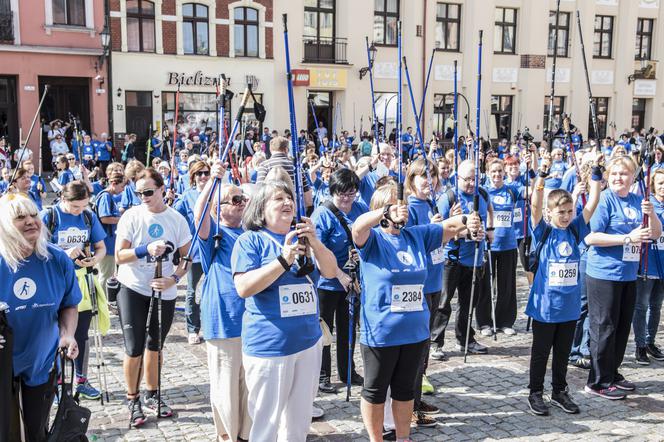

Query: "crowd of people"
left=1, top=115, right=664, bottom=442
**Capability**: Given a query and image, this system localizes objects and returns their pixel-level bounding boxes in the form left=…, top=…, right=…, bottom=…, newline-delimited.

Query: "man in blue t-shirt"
left=401, top=127, right=414, bottom=163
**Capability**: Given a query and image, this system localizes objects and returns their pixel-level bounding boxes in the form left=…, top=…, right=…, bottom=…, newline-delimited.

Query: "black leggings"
left=477, top=248, right=517, bottom=329
left=117, top=285, right=176, bottom=357
left=9, top=371, right=57, bottom=442
left=319, top=288, right=357, bottom=382
left=361, top=340, right=427, bottom=404
left=528, top=319, right=576, bottom=393
left=74, top=310, right=92, bottom=377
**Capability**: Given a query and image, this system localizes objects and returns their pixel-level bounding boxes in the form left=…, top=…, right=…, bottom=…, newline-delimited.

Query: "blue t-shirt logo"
left=493, top=195, right=506, bottom=205
left=14, top=277, right=36, bottom=300
left=396, top=251, right=414, bottom=266
left=282, top=295, right=290, bottom=303
left=148, top=223, right=164, bottom=238
left=623, top=207, right=637, bottom=220
left=558, top=242, right=573, bottom=257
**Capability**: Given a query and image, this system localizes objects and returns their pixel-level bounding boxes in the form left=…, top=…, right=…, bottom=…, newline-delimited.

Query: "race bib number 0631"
left=279, top=283, right=317, bottom=318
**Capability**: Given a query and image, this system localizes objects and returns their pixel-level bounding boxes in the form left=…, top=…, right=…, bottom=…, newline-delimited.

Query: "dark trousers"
left=413, top=291, right=439, bottom=410
left=74, top=310, right=92, bottom=377
left=528, top=319, right=576, bottom=393
left=9, top=372, right=57, bottom=442
left=477, top=248, right=517, bottom=329
left=185, top=262, right=204, bottom=333
left=319, top=288, right=357, bottom=382
left=586, top=275, right=637, bottom=390
left=431, top=262, right=487, bottom=347
left=570, top=259, right=591, bottom=361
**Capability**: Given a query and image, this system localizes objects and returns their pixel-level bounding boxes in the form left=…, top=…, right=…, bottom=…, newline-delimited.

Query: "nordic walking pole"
left=417, top=49, right=436, bottom=130
left=365, top=37, right=380, bottom=145
left=395, top=20, right=406, bottom=228
left=453, top=60, right=460, bottom=201
left=563, top=116, right=586, bottom=206
left=576, top=11, right=600, bottom=150
left=464, top=29, right=483, bottom=363
left=84, top=245, right=109, bottom=404
left=11, top=85, right=49, bottom=184
left=487, top=242, right=497, bottom=340
left=547, top=0, right=562, bottom=153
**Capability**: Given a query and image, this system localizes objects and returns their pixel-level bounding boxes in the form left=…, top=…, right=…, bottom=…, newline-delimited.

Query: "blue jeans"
left=186, top=262, right=204, bottom=333
left=632, top=278, right=664, bottom=347
left=569, top=259, right=590, bottom=361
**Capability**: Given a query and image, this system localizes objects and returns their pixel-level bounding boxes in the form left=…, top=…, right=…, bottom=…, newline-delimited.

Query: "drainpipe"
left=421, top=0, right=428, bottom=138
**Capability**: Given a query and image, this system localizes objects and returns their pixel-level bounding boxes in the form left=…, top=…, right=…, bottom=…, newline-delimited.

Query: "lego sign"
left=292, top=69, right=310, bottom=86
left=309, top=68, right=347, bottom=90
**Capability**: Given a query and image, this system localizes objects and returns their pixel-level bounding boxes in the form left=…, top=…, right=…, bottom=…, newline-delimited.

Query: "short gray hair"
left=243, top=180, right=295, bottom=231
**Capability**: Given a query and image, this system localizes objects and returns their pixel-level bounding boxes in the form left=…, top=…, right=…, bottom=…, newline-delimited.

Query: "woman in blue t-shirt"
left=311, top=168, right=367, bottom=394
left=231, top=180, right=337, bottom=441
left=194, top=162, right=251, bottom=442
left=351, top=180, right=481, bottom=442
left=525, top=161, right=601, bottom=416
left=584, top=156, right=662, bottom=400
left=0, top=193, right=81, bottom=441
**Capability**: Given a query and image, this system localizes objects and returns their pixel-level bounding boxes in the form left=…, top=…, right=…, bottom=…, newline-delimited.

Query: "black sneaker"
left=646, top=343, right=664, bottom=361
left=527, top=391, right=550, bottom=416
left=319, top=379, right=337, bottom=394
left=382, top=429, right=396, bottom=441
left=456, top=341, right=488, bottom=354
left=550, top=390, right=580, bottom=414
left=635, top=347, right=651, bottom=365
left=350, top=372, right=364, bottom=386
left=412, top=411, right=437, bottom=427
left=417, top=400, right=440, bottom=415
left=569, top=357, right=592, bottom=370
left=143, top=391, right=174, bottom=417
left=127, top=398, right=147, bottom=427
left=613, top=378, right=636, bottom=391
left=584, top=385, right=626, bottom=400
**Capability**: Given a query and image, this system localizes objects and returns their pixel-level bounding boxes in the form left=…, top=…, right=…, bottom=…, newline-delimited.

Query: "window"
left=636, top=18, right=653, bottom=60
left=162, top=91, right=221, bottom=136
left=52, top=0, right=85, bottom=26
left=433, top=94, right=455, bottom=139
left=494, top=7, right=517, bottom=54
left=543, top=96, right=565, bottom=136
left=593, top=15, right=613, bottom=59
left=588, top=97, right=609, bottom=140
left=435, top=3, right=461, bottom=52
left=632, top=98, right=646, bottom=132
left=127, top=0, right=155, bottom=52
left=234, top=7, right=258, bottom=57
left=245, top=93, right=263, bottom=133
left=491, top=95, right=513, bottom=140
left=548, top=10, right=570, bottom=57
left=183, top=3, right=209, bottom=55
left=303, top=0, right=337, bottom=62
left=374, top=0, right=399, bottom=46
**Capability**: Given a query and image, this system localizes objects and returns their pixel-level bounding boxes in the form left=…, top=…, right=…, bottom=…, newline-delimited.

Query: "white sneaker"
left=480, top=327, right=494, bottom=337
left=312, top=405, right=324, bottom=419
left=501, top=327, right=517, bottom=336
left=188, top=333, right=201, bottom=345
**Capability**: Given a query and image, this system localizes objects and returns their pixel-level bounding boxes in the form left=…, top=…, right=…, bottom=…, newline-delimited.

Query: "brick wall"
left=162, top=0, right=176, bottom=16
left=217, top=24, right=229, bottom=57
left=163, top=22, right=177, bottom=54
left=110, top=17, right=122, bottom=51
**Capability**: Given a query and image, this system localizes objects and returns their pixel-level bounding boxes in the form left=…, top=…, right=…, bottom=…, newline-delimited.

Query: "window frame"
left=636, top=18, right=654, bottom=60
left=490, top=95, right=514, bottom=140
left=182, top=3, right=209, bottom=56
left=593, top=15, right=614, bottom=59
left=52, top=0, right=86, bottom=27
left=542, top=96, right=566, bottom=135
left=548, top=10, right=570, bottom=58
left=494, top=7, right=517, bottom=54
left=126, top=0, right=156, bottom=53
left=234, top=6, right=259, bottom=57
left=589, top=97, right=609, bottom=140
left=374, top=0, right=400, bottom=47
left=435, top=3, right=461, bottom=52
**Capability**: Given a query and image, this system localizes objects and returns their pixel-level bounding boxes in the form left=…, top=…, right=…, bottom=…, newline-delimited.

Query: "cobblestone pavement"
left=78, top=274, right=664, bottom=441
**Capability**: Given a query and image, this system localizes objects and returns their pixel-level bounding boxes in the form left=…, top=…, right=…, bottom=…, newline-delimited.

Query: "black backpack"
left=46, top=206, right=94, bottom=240
left=527, top=224, right=580, bottom=275
left=47, top=351, right=91, bottom=442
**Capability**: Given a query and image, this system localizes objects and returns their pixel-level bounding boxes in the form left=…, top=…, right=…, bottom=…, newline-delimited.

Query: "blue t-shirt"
left=95, top=141, right=112, bottom=162
left=545, top=160, right=567, bottom=189
left=488, top=184, right=518, bottom=251
left=58, top=169, right=75, bottom=187
left=0, top=245, right=82, bottom=386
left=406, top=195, right=444, bottom=294
left=120, top=181, right=141, bottom=210
left=437, top=190, right=488, bottom=267
left=312, top=200, right=368, bottom=292
left=560, top=167, right=578, bottom=193
left=29, top=175, right=45, bottom=210
left=231, top=229, right=322, bottom=357
left=525, top=216, right=590, bottom=323
left=174, top=187, right=201, bottom=262
left=586, top=190, right=643, bottom=282
left=358, top=225, right=443, bottom=347
left=644, top=197, right=664, bottom=279
left=199, top=223, right=245, bottom=340
left=176, top=160, right=189, bottom=176
left=82, top=143, right=95, bottom=161
left=150, top=138, right=162, bottom=159
left=177, top=174, right=191, bottom=195
left=91, top=181, right=104, bottom=196
left=358, top=170, right=397, bottom=208
left=95, top=190, right=120, bottom=255
left=401, top=133, right=413, bottom=151
left=312, top=177, right=331, bottom=208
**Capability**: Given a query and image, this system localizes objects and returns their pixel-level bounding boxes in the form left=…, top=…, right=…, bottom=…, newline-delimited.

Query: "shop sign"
left=309, top=68, right=347, bottom=89
left=23, top=85, right=36, bottom=91
left=167, top=71, right=223, bottom=87
left=292, top=69, right=310, bottom=86
left=634, top=80, right=656, bottom=97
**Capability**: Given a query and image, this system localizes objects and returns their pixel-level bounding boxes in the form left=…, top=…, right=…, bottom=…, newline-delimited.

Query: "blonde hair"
left=370, top=181, right=397, bottom=211
left=606, top=155, right=637, bottom=176
left=651, top=168, right=664, bottom=189
left=405, top=159, right=439, bottom=196
left=0, top=194, right=50, bottom=272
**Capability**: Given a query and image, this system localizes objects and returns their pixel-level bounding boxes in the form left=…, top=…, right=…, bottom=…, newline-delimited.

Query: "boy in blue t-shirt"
left=525, top=160, right=602, bottom=416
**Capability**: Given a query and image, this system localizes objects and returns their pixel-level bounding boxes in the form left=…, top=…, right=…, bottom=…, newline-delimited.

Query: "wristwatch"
left=623, top=235, right=632, bottom=245
left=170, top=273, right=181, bottom=284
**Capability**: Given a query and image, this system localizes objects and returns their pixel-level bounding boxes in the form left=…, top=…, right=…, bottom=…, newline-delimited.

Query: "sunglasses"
left=135, top=188, right=157, bottom=197
left=221, top=195, right=248, bottom=206
left=195, top=170, right=210, bottom=177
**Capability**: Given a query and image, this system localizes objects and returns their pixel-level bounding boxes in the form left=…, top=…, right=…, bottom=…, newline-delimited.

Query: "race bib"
left=656, top=235, right=664, bottom=251
left=83, top=154, right=93, bottom=160
left=391, top=284, right=424, bottom=313
left=623, top=243, right=641, bottom=262
left=279, top=283, right=317, bottom=318
left=548, top=262, right=578, bottom=287
left=513, top=208, right=523, bottom=223
left=431, top=246, right=445, bottom=265
left=493, top=211, right=512, bottom=228
left=57, top=227, right=88, bottom=250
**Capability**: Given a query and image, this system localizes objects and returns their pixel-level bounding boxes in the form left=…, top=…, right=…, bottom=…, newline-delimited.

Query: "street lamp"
left=98, top=22, right=111, bottom=69
left=360, top=42, right=378, bottom=80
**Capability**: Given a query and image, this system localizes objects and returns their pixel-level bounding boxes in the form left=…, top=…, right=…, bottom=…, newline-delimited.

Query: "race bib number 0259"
left=391, top=284, right=424, bottom=313
left=548, top=262, right=578, bottom=287
left=279, top=283, right=317, bottom=318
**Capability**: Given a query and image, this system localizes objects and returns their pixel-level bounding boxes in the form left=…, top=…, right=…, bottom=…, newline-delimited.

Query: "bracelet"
left=461, top=215, right=468, bottom=225
left=537, top=185, right=545, bottom=191
left=538, top=170, right=549, bottom=178
left=135, top=245, right=149, bottom=259
left=486, top=227, right=495, bottom=232
left=277, top=254, right=291, bottom=271
left=170, top=274, right=181, bottom=284
left=591, top=166, right=603, bottom=181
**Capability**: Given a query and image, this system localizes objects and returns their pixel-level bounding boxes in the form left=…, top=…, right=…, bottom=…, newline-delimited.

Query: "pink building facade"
left=0, top=0, right=109, bottom=169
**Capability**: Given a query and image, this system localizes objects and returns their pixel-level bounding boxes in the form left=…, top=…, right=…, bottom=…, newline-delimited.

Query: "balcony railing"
left=0, top=12, right=13, bottom=42
left=303, top=36, right=348, bottom=64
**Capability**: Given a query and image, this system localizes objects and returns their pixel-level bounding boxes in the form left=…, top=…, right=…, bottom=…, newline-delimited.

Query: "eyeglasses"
left=337, top=191, right=357, bottom=200
left=67, top=157, right=76, bottom=161
left=135, top=188, right=157, bottom=197
left=195, top=170, right=210, bottom=177
left=221, top=195, right=248, bottom=206
left=458, top=176, right=474, bottom=183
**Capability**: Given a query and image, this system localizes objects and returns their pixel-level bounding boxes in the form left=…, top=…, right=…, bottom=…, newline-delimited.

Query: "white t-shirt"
left=116, top=205, right=192, bottom=300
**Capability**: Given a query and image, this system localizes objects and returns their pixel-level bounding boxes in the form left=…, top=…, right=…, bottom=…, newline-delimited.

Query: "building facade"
left=0, top=0, right=109, bottom=168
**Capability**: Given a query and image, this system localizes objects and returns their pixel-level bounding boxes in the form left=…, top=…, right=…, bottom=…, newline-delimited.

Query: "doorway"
left=307, top=91, right=332, bottom=146
left=632, top=98, right=646, bottom=131
left=0, top=76, right=18, bottom=155
left=125, top=90, right=153, bottom=163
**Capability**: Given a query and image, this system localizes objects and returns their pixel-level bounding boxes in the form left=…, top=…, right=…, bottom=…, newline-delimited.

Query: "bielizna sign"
left=167, top=71, right=224, bottom=87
